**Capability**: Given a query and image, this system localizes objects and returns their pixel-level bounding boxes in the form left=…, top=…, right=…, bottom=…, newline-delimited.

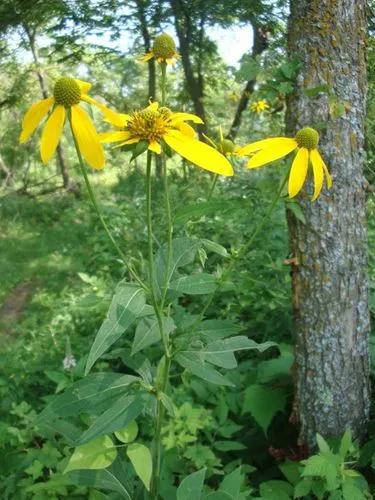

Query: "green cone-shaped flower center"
left=54, top=77, right=81, bottom=107
left=295, top=127, right=319, bottom=150
left=153, top=33, right=177, bottom=59
left=220, top=139, right=235, bottom=154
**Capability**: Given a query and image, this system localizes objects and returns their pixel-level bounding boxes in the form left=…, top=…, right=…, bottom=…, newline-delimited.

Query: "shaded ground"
left=0, top=280, right=34, bottom=335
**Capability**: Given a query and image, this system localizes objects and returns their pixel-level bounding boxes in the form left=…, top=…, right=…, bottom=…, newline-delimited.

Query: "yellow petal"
left=147, top=102, right=159, bottom=112
left=75, top=79, right=92, bottom=94
left=315, top=149, right=332, bottom=189
left=139, top=52, right=154, bottom=62
left=40, top=104, right=65, bottom=164
left=99, top=131, right=132, bottom=143
left=164, top=130, right=234, bottom=176
left=247, top=139, right=297, bottom=169
left=170, top=112, right=203, bottom=124
left=71, top=105, right=105, bottom=170
left=178, top=122, right=196, bottom=138
left=81, top=94, right=128, bottom=126
left=148, top=141, right=162, bottom=154
left=238, top=137, right=296, bottom=156
left=20, top=97, right=54, bottom=143
left=310, top=149, right=324, bottom=201
left=288, top=147, right=309, bottom=198
left=113, top=138, right=140, bottom=149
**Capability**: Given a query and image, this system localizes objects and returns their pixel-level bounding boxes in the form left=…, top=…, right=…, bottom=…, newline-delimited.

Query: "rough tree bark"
left=286, top=0, right=370, bottom=447
left=170, top=0, right=207, bottom=135
left=227, top=23, right=268, bottom=140
left=23, top=24, right=77, bottom=193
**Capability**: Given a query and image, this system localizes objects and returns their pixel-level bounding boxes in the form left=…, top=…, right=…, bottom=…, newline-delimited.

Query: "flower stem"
left=68, top=115, right=145, bottom=289
left=208, top=173, right=219, bottom=200
left=160, top=62, right=167, bottom=106
left=194, top=169, right=290, bottom=325
left=149, top=60, right=173, bottom=500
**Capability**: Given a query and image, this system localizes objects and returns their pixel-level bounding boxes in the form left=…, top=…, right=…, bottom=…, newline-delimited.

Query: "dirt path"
left=0, top=281, right=34, bottom=335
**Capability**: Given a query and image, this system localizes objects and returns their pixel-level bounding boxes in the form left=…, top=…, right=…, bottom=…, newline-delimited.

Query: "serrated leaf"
left=115, top=420, right=138, bottom=443
left=205, top=336, right=276, bottom=354
left=38, top=373, right=139, bottom=421
left=126, top=443, right=152, bottom=491
left=169, top=273, right=217, bottom=295
left=316, top=434, right=330, bottom=453
left=85, top=283, right=146, bottom=374
left=131, top=315, right=175, bottom=355
left=259, top=480, right=293, bottom=500
left=285, top=200, right=306, bottom=224
left=64, top=435, right=117, bottom=473
left=78, top=394, right=144, bottom=445
left=242, top=384, right=287, bottom=433
left=176, top=352, right=234, bottom=386
left=339, top=429, right=352, bottom=459
left=160, top=392, right=175, bottom=417
left=177, top=468, right=206, bottom=500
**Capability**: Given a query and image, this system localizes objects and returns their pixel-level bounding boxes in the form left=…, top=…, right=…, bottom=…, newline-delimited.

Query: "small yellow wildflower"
left=250, top=100, right=270, bottom=113
left=19, top=77, right=114, bottom=169
left=236, top=127, right=332, bottom=200
left=140, top=33, right=179, bottom=65
left=99, top=102, right=233, bottom=176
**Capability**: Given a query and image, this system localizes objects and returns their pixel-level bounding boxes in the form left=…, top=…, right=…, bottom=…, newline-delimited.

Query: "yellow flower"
left=140, top=33, right=179, bottom=65
left=19, top=77, right=113, bottom=170
left=236, top=127, right=332, bottom=200
left=250, top=100, right=270, bottom=113
left=99, top=102, right=233, bottom=176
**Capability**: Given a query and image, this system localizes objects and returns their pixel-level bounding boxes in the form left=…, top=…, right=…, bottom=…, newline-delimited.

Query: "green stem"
left=194, top=169, right=290, bottom=326
left=160, top=62, right=167, bottom=106
left=151, top=355, right=171, bottom=499
left=207, top=173, right=219, bottom=200
left=160, top=159, right=173, bottom=310
left=68, top=115, right=145, bottom=289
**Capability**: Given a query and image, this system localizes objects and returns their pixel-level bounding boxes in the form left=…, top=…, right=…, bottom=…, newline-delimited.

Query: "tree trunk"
left=23, top=24, right=77, bottom=193
left=227, top=24, right=268, bottom=140
left=170, top=0, right=207, bottom=136
left=286, top=0, right=370, bottom=448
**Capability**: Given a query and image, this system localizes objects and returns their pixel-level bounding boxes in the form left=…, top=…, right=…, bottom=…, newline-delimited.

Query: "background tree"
left=286, top=0, right=370, bottom=447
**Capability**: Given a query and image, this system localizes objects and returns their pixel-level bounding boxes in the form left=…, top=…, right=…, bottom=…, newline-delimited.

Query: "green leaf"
left=79, top=394, right=144, bottom=445
left=205, top=336, right=276, bottom=354
left=177, top=468, right=206, bottom=500
left=242, top=384, right=287, bottom=433
left=85, top=282, right=146, bottom=374
left=160, top=392, right=175, bottom=417
left=294, top=478, right=313, bottom=498
left=130, top=140, right=148, bottom=161
left=38, top=373, right=139, bottom=420
left=259, top=480, right=293, bottom=500
left=169, top=273, right=217, bottom=295
left=342, top=480, right=367, bottom=500
left=214, top=441, right=247, bottom=451
left=126, top=443, right=152, bottom=491
left=279, top=460, right=301, bottom=485
left=303, top=84, right=331, bottom=97
left=64, top=435, right=117, bottom=473
left=197, top=319, right=243, bottom=341
left=66, top=457, right=132, bottom=499
left=115, top=420, right=138, bottom=443
left=203, top=492, right=232, bottom=500
left=155, top=237, right=201, bottom=291
left=316, top=434, right=330, bottom=453
left=174, top=201, right=234, bottom=225
left=176, top=352, right=234, bottom=387
left=131, top=315, right=175, bottom=355
left=202, top=239, right=229, bottom=258
left=285, top=199, right=306, bottom=224
left=339, top=429, right=352, bottom=459
left=220, top=466, right=243, bottom=498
